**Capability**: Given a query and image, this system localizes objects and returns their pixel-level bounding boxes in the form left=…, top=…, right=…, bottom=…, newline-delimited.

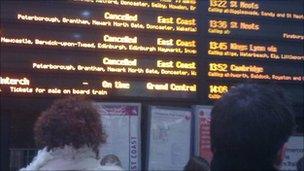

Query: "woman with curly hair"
left=20, top=96, right=122, bottom=170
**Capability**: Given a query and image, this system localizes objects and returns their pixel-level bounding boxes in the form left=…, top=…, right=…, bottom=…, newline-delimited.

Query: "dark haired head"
left=184, top=156, right=210, bottom=171
left=34, top=96, right=106, bottom=157
left=210, top=84, right=295, bottom=170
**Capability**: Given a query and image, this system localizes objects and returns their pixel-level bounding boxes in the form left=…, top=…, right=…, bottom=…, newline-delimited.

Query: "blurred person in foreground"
left=20, top=96, right=122, bottom=170
left=210, top=84, right=295, bottom=171
left=184, top=156, right=210, bottom=171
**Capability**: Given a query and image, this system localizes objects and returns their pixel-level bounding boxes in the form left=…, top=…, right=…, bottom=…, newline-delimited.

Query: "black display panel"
left=199, top=0, right=304, bottom=104
left=1, top=0, right=303, bottom=102
left=1, top=0, right=199, bottom=101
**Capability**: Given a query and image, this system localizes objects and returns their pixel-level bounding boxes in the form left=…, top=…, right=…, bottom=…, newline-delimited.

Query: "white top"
left=20, top=145, right=123, bottom=171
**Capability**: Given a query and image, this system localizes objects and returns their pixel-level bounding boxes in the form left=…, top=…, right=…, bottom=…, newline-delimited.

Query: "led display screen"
left=1, top=0, right=303, bottom=102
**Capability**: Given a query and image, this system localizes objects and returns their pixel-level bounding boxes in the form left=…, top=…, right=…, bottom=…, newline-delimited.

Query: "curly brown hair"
left=34, top=96, right=106, bottom=157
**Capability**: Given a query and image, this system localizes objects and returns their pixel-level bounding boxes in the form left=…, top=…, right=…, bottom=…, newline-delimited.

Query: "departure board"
left=0, top=0, right=198, bottom=101
left=0, top=0, right=303, bottom=103
left=200, top=0, right=304, bottom=104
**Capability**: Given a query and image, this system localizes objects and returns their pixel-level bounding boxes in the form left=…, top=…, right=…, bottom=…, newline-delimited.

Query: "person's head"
left=210, top=84, right=295, bottom=170
left=100, top=154, right=122, bottom=167
left=34, top=96, right=106, bottom=157
left=184, top=156, right=210, bottom=171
